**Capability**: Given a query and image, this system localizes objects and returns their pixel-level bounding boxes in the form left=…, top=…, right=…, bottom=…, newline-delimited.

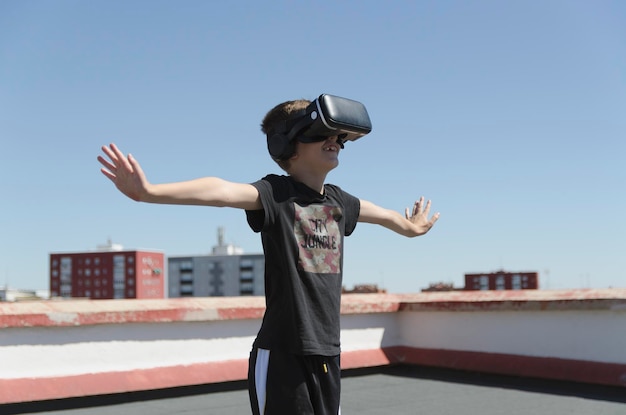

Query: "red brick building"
left=464, top=270, right=538, bottom=291
left=49, top=248, right=165, bottom=299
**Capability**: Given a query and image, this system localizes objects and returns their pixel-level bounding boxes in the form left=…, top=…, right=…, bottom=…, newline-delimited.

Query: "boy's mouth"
left=323, top=139, right=341, bottom=152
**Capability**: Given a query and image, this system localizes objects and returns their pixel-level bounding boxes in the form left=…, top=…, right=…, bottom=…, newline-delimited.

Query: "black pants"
left=248, top=348, right=341, bottom=415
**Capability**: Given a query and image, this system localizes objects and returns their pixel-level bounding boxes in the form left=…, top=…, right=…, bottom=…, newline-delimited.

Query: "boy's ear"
left=288, top=141, right=300, bottom=159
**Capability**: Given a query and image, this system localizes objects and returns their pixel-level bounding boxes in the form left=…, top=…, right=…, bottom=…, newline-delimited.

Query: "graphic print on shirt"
left=294, top=203, right=343, bottom=274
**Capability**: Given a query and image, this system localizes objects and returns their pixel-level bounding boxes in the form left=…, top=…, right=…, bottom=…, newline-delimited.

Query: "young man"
left=98, top=95, right=439, bottom=415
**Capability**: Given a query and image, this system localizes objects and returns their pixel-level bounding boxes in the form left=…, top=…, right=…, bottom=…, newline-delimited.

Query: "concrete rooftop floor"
left=5, top=365, right=626, bottom=415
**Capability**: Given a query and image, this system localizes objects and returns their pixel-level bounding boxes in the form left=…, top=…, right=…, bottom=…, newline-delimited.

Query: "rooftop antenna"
left=218, top=227, right=225, bottom=247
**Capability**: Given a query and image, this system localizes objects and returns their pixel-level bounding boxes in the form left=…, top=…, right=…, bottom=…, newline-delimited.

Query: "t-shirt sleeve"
left=343, top=190, right=360, bottom=237
left=326, top=184, right=360, bottom=237
left=245, top=179, right=271, bottom=233
left=245, top=175, right=288, bottom=233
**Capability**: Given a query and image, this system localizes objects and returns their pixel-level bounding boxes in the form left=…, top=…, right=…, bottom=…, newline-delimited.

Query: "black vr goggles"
left=267, top=94, right=372, bottom=161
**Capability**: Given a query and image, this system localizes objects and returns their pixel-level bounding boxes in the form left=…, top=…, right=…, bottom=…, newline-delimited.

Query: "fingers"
left=420, top=199, right=439, bottom=227
left=127, top=153, right=146, bottom=180
left=99, top=143, right=135, bottom=174
left=97, top=154, right=116, bottom=172
left=422, top=198, right=431, bottom=217
left=108, top=143, right=124, bottom=160
left=100, top=144, right=119, bottom=165
left=407, top=197, right=440, bottom=228
left=100, top=167, right=116, bottom=181
left=408, top=197, right=428, bottom=217
left=98, top=144, right=120, bottom=178
left=430, top=211, right=441, bottom=226
left=412, top=199, right=419, bottom=217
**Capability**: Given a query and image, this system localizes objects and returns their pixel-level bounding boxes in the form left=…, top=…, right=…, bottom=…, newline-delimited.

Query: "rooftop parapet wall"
left=2, top=289, right=624, bottom=329
left=1, top=289, right=625, bottom=405
left=396, top=288, right=626, bottom=311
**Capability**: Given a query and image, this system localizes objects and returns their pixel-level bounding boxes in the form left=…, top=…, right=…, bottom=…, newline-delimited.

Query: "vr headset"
left=267, top=94, right=372, bottom=161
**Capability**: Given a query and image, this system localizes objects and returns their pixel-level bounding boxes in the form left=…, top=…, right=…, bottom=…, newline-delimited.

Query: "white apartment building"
left=168, top=228, right=265, bottom=297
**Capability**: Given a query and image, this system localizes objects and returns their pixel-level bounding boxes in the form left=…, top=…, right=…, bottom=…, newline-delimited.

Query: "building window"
left=512, top=275, right=521, bottom=290
left=240, top=281, right=254, bottom=295
left=495, top=275, right=505, bottom=290
left=209, top=262, right=225, bottom=296
left=240, top=259, right=254, bottom=272
left=479, top=276, right=489, bottom=290
left=180, top=284, right=193, bottom=296
left=113, top=254, right=126, bottom=299
left=179, top=260, right=193, bottom=271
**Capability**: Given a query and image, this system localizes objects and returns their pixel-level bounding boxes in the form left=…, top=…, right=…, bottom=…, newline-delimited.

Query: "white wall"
left=398, top=309, right=626, bottom=364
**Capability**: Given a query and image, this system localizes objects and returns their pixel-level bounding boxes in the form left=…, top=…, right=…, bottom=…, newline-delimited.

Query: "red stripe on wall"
left=382, top=346, right=626, bottom=388
left=0, top=359, right=249, bottom=405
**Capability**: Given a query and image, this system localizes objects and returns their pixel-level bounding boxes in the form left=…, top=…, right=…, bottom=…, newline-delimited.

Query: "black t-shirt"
left=246, top=174, right=360, bottom=356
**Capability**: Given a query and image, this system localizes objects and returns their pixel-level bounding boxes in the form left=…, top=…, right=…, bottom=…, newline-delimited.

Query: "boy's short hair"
left=261, top=99, right=311, bottom=171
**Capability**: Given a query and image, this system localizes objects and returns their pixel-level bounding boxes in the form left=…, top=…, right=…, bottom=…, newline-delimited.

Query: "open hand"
left=405, top=196, right=440, bottom=235
left=97, top=143, right=149, bottom=202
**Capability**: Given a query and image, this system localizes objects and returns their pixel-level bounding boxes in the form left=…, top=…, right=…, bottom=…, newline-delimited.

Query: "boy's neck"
left=289, top=171, right=327, bottom=195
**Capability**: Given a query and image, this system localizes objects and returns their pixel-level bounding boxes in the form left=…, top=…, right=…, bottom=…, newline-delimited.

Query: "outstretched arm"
left=358, top=197, right=439, bottom=237
left=97, top=143, right=261, bottom=210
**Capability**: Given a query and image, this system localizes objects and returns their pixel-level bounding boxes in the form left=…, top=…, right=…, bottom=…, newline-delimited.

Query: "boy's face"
left=292, top=135, right=342, bottom=172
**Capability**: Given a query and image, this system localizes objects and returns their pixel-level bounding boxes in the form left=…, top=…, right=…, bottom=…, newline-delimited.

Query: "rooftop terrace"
left=1, top=289, right=625, bottom=413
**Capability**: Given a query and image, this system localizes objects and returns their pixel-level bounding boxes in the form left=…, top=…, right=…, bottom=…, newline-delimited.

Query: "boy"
left=98, top=95, right=439, bottom=415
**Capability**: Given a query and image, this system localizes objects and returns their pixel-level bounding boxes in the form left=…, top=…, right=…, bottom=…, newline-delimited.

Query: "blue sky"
left=1, top=0, right=624, bottom=293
